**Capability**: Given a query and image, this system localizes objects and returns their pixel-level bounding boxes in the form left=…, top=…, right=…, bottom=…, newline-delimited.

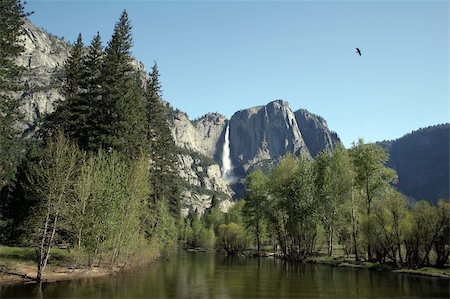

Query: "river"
left=1, top=251, right=449, bottom=298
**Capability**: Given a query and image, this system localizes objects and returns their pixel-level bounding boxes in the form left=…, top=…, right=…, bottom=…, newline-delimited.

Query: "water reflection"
left=1, top=251, right=449, bottom=298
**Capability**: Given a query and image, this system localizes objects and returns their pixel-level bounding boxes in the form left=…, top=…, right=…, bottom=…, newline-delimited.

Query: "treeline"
left=179, top=197, right=250, bottom=256
left=178, top=142, right=449, bottom=270
left=0, top=2, right=179, bottom=282
left=242, top=142, right=449, bottom=269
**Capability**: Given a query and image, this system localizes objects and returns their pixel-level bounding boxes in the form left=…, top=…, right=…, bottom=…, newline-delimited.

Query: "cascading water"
left=221, top=122, right=234, bottom=183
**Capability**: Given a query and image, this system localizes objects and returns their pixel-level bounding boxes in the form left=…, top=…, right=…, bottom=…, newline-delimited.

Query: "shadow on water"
left=1, top=251, right=449, bottom=298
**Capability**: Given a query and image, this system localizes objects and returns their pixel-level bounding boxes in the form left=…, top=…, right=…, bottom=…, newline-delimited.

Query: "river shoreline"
left=304, top=256, right=450, bottom=279
left=0, top=252, right=161, bottom=286
left=0, top=264, right=122, bottom=286
left=1, top=248, right=448, bottom=287
left=186, top=247, right=450, bottom=279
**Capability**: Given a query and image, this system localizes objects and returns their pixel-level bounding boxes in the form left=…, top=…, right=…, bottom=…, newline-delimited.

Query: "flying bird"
left=356, top=48, right=362, bottom=56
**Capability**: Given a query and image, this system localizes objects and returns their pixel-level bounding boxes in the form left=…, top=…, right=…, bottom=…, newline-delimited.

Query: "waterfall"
left=221, top=122, right=234, bottom=182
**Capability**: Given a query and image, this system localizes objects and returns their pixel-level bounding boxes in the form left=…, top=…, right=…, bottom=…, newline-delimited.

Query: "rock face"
left=177, top=153, right=233, bottom=215
left=17, top=20, right=71, bottom=132
left=229, top=100, right=310, bottom=177
left=378, top=124, right=449, bottom=204
left=170, top=111, right=226, bottom=161
left=294, top=109, right=341, bottom=157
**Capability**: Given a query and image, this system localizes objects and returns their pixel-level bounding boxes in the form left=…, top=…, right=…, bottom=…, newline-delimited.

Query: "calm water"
left=1, top=251, right=449, bottom=298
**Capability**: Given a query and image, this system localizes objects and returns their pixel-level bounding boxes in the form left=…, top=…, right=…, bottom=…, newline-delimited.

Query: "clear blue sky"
left=27, top=0, right=448, bottom=147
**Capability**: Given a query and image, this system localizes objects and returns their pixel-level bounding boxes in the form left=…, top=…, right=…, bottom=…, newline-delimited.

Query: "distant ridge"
left=378, top=123, right=450, bottom=204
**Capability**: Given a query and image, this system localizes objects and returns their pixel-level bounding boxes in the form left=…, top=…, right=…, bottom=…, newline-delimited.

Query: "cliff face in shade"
left=378, top=124, right=450, bottom=204
left=294, top=109, right=341, bottom=157
left=229, top=100, right=310, bottom=177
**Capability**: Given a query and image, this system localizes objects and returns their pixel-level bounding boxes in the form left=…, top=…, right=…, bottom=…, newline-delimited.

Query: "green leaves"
left=0, top=0, right=28, bottom=188
left=146, top=62, right=179, bottom=216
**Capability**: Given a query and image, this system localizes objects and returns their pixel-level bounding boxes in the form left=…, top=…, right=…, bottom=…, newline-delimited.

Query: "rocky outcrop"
left=177, top=153, right=230, bottom=196
left=294, top=109, right=341, bottom=157
left=378, top=124, right=449, bottom=204
left=17, top=20, right=70, bottom=132
left=229, top=100, right=310, bottom=177
left=177, top=152, right=233, bottom=215
left=170, top=111, right=226, bottom=160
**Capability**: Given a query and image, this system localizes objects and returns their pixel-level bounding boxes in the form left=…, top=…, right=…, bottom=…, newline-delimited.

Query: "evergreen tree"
left=0, top=0, right=30, bottom=188
left=83, top=32, right=103, bottom=151
left=99, top=10, right=147, bottom=158
left=46, top=34, right=85, bottom=141
left=145, top=62, right=180, bottom=216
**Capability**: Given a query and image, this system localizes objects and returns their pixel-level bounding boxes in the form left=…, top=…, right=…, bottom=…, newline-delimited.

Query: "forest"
left=1, top=2, right=179, bottom=282
left=180, top=144, right=449, bottom=270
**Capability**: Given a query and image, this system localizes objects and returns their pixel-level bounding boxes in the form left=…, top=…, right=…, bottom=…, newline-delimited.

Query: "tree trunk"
left=350, top=187, right=359, bottom=261
left=366, top=179, right=372, bottom=261
left=327, top=225, right=333, bottom=256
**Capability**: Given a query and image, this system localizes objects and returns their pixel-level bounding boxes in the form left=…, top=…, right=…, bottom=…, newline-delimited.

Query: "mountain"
left=378, top=124, right=450, bottom=204
left=229, top=100, right=309, bottom=177
left=15, top=20, right=342, bottom=211
left=174, top=100, right=342, bottom=198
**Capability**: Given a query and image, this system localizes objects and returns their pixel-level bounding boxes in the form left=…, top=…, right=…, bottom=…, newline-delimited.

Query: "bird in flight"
left=356, top=48, right=362, bottom=56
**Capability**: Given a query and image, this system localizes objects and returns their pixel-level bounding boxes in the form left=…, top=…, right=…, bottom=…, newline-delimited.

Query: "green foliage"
left=181, top=210, right=215, bottom=249
left=45, top=11, right=148, bottom=159
left=28, top=12, right=182, bottom=267
left=151, top=200, right=178, bottom=252
left=270, top=154, right=319, bottom=259
left=217, top=222, right=248, bottom=255
left=24, top=132, right=79, bottom=280
left=98, top=11, right=147, bottom=158
left=433, top=200, right=450, bottom=267
left=370, top=190, right=409, bottom=267
left=225, top=200, right=244, bottom=226
left=203, top=206, right=225, bottom=233
left=315, top=146, right=355, bottom=256
left=0, top=0, right=30, bottom=188
left=146, top=62, right=180, bottom=216
left=350, top=139, right=398, bottom=260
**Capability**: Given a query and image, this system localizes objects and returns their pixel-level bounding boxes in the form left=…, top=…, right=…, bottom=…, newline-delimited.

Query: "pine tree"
left=99, top=10, right=147, bottom=158
left=47, top=34, right=85, bottom=141
left=146, top=62, right=180, bottom=216
left=83, top=32, right=103, bottom=151
left=0, top=0, right=30, bottom=188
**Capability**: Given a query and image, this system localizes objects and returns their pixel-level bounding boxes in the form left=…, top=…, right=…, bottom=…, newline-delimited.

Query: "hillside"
left=378, top=124, right=450, bottom=203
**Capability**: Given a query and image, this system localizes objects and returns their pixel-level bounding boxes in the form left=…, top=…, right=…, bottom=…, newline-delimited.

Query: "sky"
left=26, top=0, right=448, bottom=147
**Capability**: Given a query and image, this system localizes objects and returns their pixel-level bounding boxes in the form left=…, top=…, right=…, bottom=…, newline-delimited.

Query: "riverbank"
left=0, top=263, right=124, bottom=285
left=186, top=248, right=450, bottom=279
left=304, top=256, right=450, bottom=279
left=0, top=246, right=161, bottom=286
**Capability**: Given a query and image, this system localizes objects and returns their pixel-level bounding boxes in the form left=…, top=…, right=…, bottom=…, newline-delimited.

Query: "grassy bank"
left=304, top=255, right=450, bottom=279
left=0, top=246, right=161, bottom=285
